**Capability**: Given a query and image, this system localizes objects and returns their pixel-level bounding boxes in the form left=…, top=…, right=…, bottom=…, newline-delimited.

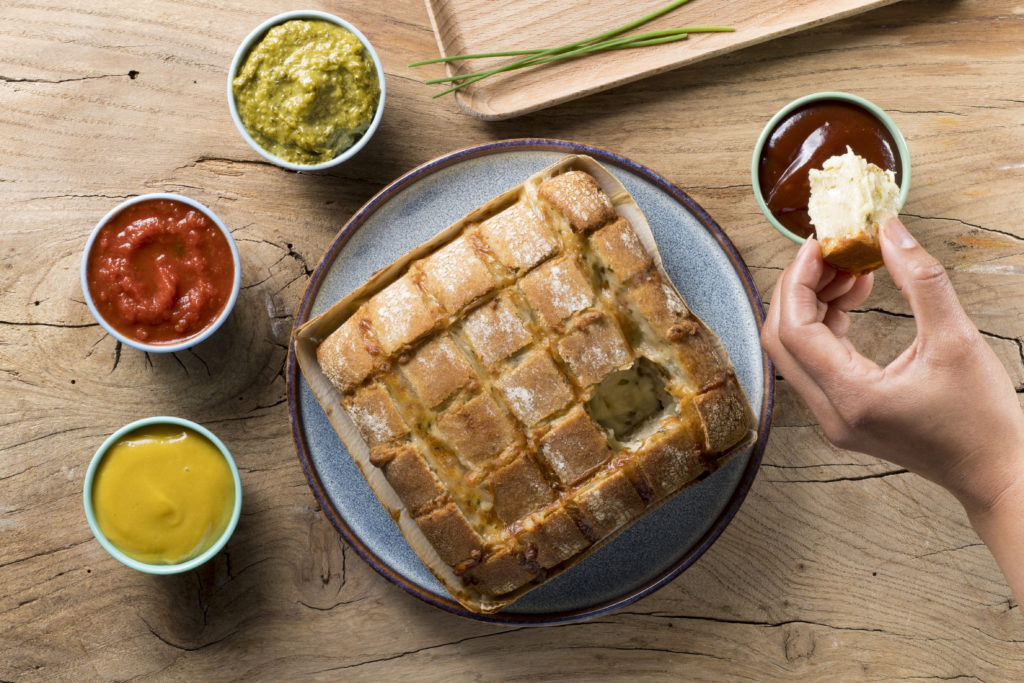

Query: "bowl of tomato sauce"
left=82, top=194, right=241, bottom=352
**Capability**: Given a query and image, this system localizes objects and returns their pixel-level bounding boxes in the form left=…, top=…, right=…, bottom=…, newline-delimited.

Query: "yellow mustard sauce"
left=232, top=19, right=380, bottom=165
left=92, top=424, right=235, bottom=565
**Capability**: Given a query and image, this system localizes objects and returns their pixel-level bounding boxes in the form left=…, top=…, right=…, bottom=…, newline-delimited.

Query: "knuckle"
left=934, top=324, right=983, bottom=363
left=776, top=322, right=804, bottom=355
left=906, top=256, right=948, bottom=287
left=949, top=326, right=981, bottom=351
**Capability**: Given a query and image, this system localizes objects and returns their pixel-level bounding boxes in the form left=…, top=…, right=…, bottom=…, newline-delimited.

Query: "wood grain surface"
left=425, top=0, right=905, bottom=119
left=2, top=0, right=1022, bottom=680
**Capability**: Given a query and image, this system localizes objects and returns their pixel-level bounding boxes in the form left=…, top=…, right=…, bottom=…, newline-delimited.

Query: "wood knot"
left=783, top=625, right=816, bottom=663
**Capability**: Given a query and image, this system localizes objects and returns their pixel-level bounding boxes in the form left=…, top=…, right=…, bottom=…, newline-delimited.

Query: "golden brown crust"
left=419, top=236, right=495, bottom=313
left=464, top=547, right=537, bottom=596
left=487, top=452, right=555, bottom=525
left=436, top=394, right=520, bottom=467
left=365, top=275, right=441, bottom=355
left=517, top=508, right=591, bottom=569
left=377, top=443, right=446, bottom=515
left=627, top=268, right=734, bottom=388
left=668, top=320, right=731, bottom=391
left=460, top=294, right=533, bottom=367
left=537, top=406, right=612, bottom=486
left=820, top=231, right=884, bottom=276
left=399, top=335, right=473, bottom=408
left=519, top=255, right=594, bottom=329
left=627, top=268, right=692, bottom=337
left=693, top=375, right=753, bottom=460
left=343, top=383, right=408, bottom=448
left=590, top=217, right=653, bottom=283
left=568, top=471, right=646, bottom=540
left=316, top=312, right=376, bottom=394
left=494, top=349, right=575, bottom=427
left=414, top=502, right=485, bottom=567
left=633, top=416, right=704, bottom=501
left=479, top=201, right=559, bottom=272
left=556, top=312, right=633, bottom=388
left=537, top=170, right=616, bottom=233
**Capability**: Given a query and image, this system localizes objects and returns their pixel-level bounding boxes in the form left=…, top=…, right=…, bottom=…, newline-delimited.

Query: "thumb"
left=878, top=217, right=971, bottom=338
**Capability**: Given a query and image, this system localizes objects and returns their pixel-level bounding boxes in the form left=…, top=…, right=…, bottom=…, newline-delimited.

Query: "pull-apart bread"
left=809, top=147, right=902, bottom=276
left=296, top=156, right=755, bottom=613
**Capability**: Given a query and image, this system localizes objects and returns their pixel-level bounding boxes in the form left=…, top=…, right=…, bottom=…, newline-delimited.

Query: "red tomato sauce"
left=87, top=199, right=235, bottom=345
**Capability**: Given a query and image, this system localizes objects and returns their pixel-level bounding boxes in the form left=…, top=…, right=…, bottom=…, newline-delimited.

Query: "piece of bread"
left=304, top=160, right=756, bottom=613
left=808, top=148, right=902, bottom=276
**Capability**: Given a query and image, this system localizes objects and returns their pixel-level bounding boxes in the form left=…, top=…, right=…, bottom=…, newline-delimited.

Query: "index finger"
left=776, top=239, right=880, bottom=391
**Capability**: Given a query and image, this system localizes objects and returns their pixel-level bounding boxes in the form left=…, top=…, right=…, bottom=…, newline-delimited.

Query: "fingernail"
left=884, top=217, right=916, bottom=249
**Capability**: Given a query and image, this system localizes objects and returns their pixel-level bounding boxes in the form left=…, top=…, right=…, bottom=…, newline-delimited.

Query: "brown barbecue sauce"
left=759, top=99, right=902, bottom=238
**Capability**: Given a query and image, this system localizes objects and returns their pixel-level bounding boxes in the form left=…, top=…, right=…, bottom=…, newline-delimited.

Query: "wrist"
left=964, top=468, right=1024, bottom=527
left=964, top=468, right=1024, bottom=604
left=950, top=414, right=1024, bottom=520
left=957, top=448, right=1024, bottom=523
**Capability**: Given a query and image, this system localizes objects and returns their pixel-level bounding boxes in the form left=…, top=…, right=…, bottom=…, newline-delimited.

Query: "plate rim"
left=286, top=138, right=775, bottom=625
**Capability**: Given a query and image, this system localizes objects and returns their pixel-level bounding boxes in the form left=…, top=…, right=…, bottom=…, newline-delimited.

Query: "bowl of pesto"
left=228, top=10, right=385, bottom=171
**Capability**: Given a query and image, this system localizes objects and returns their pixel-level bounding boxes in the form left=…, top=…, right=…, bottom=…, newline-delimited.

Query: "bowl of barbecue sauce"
left=752, top=92, right=910, bottom=243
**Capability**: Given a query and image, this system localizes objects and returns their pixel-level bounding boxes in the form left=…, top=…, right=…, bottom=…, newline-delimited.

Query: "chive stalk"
left=409, top=0, right=734, bottom=98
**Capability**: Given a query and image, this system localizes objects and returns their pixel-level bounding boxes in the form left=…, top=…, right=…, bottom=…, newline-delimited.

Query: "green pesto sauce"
left=232, top=19, right=380, bottom=165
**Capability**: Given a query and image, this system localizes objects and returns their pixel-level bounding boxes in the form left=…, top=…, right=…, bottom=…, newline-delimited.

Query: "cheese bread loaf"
left=309, top=161, right=754, bottom=612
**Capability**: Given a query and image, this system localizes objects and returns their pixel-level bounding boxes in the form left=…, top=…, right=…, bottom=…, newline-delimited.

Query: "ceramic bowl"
left=83, top=416, right=243, bottom=575
left=227, top=10, right=386, bottom=171
left=751, top=91, right=911, bottom=244
left=81, top=193, right=240, bottom=353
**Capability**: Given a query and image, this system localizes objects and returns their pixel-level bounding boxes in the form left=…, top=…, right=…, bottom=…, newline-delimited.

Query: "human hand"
left=760, top=217, right=1024, bottom=518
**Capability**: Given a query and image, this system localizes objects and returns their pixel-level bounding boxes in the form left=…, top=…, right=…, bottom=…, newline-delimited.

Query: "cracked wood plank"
left=1, top=0, right=1022, bottom=680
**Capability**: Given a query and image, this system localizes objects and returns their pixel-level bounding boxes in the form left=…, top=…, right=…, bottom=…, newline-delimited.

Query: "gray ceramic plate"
left=287, top=139, right=773, bottom=624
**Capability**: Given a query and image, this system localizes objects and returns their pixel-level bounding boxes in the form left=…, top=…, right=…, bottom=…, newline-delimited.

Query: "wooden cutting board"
left=422, top=0, right=904, bottom=120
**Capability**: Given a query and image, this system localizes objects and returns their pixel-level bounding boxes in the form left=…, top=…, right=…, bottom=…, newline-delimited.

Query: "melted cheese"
left=588, top=357, right=673, bottom=443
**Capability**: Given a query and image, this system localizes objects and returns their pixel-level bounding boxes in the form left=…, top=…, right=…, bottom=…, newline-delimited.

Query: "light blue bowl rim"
left=226, top=9, right=387, bottom=172
left=80, top=192, right=241, bottom=354
left=83, top=416, right=243, bottom=575
left=750, top=91, right=911, bottom=244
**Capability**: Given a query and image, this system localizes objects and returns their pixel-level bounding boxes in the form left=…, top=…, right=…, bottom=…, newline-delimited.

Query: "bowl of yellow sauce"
left=84, top=417, right=242, bottom=574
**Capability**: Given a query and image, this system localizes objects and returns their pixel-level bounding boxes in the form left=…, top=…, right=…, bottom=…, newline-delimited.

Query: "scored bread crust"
left=820, top=230, right=884, bottom=276
left=808, top=149, right=899, bottom=277
left=295, top=156, right=756, bottom=613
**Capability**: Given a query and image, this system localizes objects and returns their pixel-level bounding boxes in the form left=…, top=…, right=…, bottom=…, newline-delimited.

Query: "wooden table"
left=3, top=1, right=1021, bottom=679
